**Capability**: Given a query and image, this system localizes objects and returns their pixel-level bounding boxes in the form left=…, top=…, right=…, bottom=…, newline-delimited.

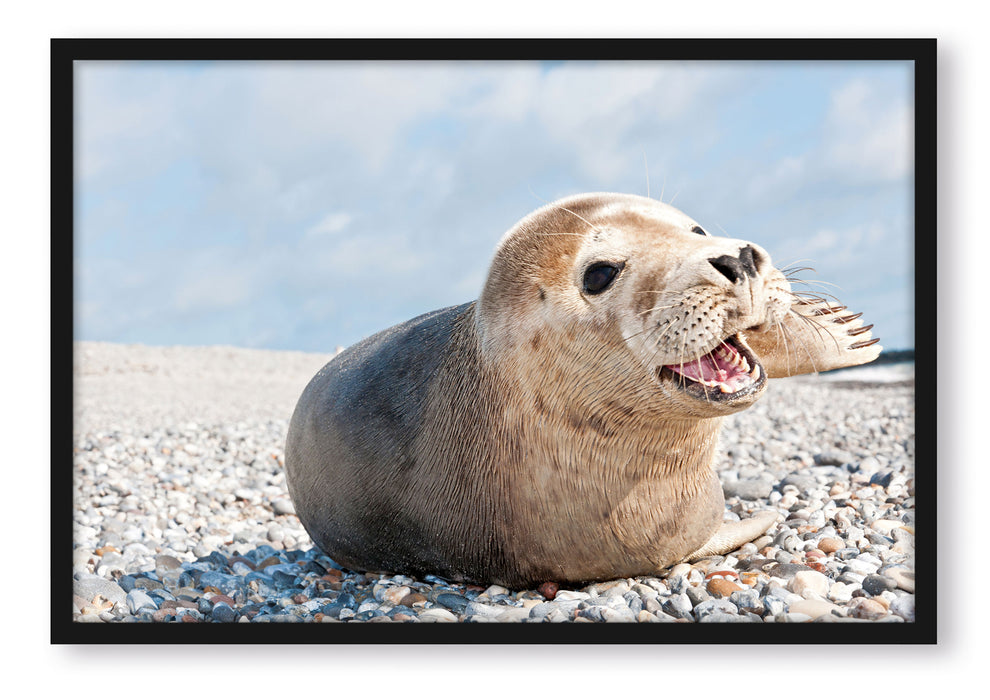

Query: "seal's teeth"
left=731, top=350, right=745, bottom=371
left=750, top=365, right=761, bottom=381
left=719, top=382, right=733, bottom=394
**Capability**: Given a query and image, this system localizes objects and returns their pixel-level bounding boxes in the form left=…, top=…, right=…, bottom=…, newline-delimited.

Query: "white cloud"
left=743, top=154, right=808, bottom=203
left=306, top=211, right=353, bottom=239
left=75, top=63, right=196, bottom=185
left=173, top=267, right=254, bottom=313
left=824, top=78, right=913, bottom=182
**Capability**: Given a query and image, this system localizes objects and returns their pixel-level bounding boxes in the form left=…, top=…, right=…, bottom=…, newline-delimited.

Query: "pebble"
left=890, top=594, right=915, bottom=622
left=435, top=593, right=470, bottom=614
left=125, top=589, right=158, bottom=614
left=496, top=607, right=531, bottom=623
left=71, top=344, right=915, bottom=625
left=693, top=599, right=738, bottom=621
left=418, top=608, right=459, bottom=622
left=817, top=537, right=844, bottom=554
left=73, top=575, right=127, bottom=607
left=789, top=571, right=830, bottom=599
left=887, top=568, right=916, bottom=593
left=788, top=598, right=840, bottom=619
left=211, top=602, right=238, bottom=623
left=722, top=478, right=773, bottom=500
left=706, top=579, right=741, bottom=597
left=862, top=574, right=897, bottom=596
left=847, top=597, right=889, bottom=620
left=271, top=498, right=295, bottom=515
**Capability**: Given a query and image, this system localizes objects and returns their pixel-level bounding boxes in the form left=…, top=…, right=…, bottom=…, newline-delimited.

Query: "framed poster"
left=55, top=38, right=933, bottom=644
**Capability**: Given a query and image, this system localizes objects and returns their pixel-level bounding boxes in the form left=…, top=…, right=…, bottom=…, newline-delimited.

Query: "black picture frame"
left=53, top=37, right=935, bottom=644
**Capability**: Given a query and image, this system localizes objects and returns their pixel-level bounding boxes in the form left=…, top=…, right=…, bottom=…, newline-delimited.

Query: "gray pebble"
left=843, top=559, right=879, bottom=576
left=661, top=593, right=694, bottom=620
left=815, top=450, right=855, bottom=466
left=889, top=594, right=915, bottom=622
left=601, top=607, right=637, bottom=622
left=780, top=473, right=818, bottom=494
left=699, top=612, right=749, bottom=623
left=693, top=599, right=738, bottom=620
left=723, top=478, right=773, bottom=500
left=211, top=602, right=238, bottom=623
left=435, top=593, right=470, bottom=614
left=686, top=585, right=710, bottom=606
left=861, top=574, right=897, bottom=596
left=125, top=589, right=158, bottom=614
left=667, top=574, right=689, bottom=594
left=729, top=588, right=762, bottom=611
left=73, top=575, right=127, bottom=606
left=464, top=601, right=507, bottom=619
left=272, top=498, right=295, bottom=515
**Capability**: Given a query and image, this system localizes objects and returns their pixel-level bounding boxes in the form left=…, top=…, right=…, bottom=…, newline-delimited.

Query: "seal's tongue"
left=666, top=339, right=761, bottom=394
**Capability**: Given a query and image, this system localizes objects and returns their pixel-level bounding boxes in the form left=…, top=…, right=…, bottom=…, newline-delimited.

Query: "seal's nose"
left=708, top=245, right=762, bottom=284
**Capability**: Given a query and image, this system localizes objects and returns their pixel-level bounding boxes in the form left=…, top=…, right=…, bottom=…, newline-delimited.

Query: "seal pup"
left=285, top=193, right=881, bottom=589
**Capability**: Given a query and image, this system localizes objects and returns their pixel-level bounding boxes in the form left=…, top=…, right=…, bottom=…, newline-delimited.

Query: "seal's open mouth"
left=659, top=334, right=765, bottom=401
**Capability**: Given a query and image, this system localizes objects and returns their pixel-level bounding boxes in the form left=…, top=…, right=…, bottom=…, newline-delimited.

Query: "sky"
left=73, top=59, right=915, bottom=353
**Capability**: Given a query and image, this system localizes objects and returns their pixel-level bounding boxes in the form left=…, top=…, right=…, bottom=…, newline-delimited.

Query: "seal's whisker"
left=526, top=190, right=598, bottom=232
left=780, top=324, right=818, bottom=372
left=788, top=289, right=845, bottom=307
left=780, top=314, right=824, bottom=372
left=782, top=266, right=817, bottom=279
left=643, top=151, right=650, bottom=199
left=778, top=258, right=817, bottom=272
left=623, top=323, right=663, bottom=344
left=643, top=323, right=668, bottom=374
left=786, top=277, right=843, bottom=294
left=636, top=303, right=683, bottom=317
left=633, top=289, right=689, bottom=296
left=701, top=350, right=713, bottom=402
left=629, top=314, right=680, bottom=346
left=677, top=323, right=693, bottom=393
left=773, top=319, right=793, bottom=377
left=552, top=205, right=597, bottom=232
left=789, top=307, right=845, bottom=355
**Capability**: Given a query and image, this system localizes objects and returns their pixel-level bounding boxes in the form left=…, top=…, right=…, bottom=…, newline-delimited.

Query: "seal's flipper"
left=742, top=299, right=882, bottom=378
left=685, top=510, right=781, bottom=561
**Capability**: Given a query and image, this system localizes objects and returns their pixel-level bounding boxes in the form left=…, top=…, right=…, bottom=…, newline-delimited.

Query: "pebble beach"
left=70, top=341, right=916, bottom=625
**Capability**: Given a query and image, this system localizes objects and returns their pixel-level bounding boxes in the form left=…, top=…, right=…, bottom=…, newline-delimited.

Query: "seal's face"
left=480, top=192, right=792, bottom=418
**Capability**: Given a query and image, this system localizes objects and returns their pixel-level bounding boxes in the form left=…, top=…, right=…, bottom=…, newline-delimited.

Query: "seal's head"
left=478, top=192, right=790, bottom=419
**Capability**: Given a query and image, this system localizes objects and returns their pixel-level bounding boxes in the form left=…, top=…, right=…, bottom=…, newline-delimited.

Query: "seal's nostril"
left=709, top=246, right=760, bottom=284
left=738, top=246, right=758, bottom=277
left=709, top=255, right=744, bottom=284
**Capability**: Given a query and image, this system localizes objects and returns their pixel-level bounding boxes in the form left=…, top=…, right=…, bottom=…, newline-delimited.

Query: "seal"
left=285, top=192, right=881, bottom=588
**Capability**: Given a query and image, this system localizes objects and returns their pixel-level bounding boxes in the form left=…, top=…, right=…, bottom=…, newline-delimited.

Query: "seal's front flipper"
left=742, top=298, right=882, bottom=378
left=686, top=510, right=781, bottom=561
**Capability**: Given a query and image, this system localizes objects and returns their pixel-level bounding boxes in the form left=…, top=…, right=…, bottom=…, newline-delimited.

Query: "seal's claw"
left=744, top=298, right=882, bottom=378
left=685, top=510, right=781, bottom=561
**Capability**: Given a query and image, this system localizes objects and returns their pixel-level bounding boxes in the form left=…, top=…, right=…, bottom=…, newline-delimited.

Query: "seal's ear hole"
left=583, top=261, right=624, bottom=295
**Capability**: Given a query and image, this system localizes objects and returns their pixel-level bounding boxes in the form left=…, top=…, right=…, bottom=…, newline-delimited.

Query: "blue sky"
left=74, top=60, right=914, bottom=352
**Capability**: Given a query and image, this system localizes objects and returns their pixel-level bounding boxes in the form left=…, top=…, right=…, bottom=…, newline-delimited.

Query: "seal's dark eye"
left=583, top=261, right=624, bottom=294
left=691, top=225, right=708, bottom=236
